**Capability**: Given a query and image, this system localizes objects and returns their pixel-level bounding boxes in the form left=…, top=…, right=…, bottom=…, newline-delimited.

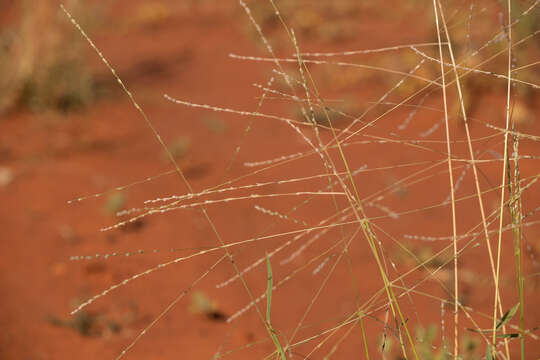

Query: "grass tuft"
left=60, top=1, right=540, bottom=359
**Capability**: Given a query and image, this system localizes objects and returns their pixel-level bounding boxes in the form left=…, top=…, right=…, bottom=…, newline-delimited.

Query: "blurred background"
left=1, top=1, right=539, bottom=359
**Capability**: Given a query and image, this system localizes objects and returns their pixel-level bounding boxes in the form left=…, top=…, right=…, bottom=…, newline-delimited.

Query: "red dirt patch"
left=1, top=1, right=539, bottom=359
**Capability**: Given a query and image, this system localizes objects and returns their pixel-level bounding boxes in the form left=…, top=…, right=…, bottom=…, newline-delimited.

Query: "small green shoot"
left=265, top=252, right=287, bottom=360
left=486, top=344, right=493, bottom=360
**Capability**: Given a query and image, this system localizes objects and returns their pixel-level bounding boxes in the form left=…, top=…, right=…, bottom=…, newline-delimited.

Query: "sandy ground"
left=1, top=1, right=539, bottom=359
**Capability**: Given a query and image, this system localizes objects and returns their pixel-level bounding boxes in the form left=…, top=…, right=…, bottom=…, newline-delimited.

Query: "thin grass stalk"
left=509, top=84, right=525, bottom=360
left=493, top=0, right=513, bottom=356
left=359, top=313, right=371, bottom=360
left=509, top=128, right=525, bottom=359
left=432, top=1, right=459, bottom=358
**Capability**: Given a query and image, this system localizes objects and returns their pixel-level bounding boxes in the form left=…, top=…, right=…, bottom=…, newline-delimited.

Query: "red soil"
left=1, top=1, right=539, bottom=359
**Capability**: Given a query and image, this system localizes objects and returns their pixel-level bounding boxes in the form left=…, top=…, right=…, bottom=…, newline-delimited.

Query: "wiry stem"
left=432, top=1, right=459, bottom=358
left=493, top=0, right=513, bottom=357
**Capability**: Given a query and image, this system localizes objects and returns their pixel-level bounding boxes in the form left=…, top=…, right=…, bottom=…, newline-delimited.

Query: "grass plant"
left=62, top=1, right=540, bottom=359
